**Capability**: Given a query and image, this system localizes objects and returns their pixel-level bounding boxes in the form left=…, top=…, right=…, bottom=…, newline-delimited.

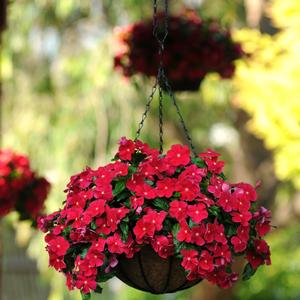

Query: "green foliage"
left=234, top=0, right=300, bottom=188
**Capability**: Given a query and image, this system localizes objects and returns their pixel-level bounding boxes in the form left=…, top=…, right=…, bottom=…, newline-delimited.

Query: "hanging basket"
left=39, top=138, right=272, bottom=300
left=114, top=12, right=244, bottom=89
left=0, top=149, right=50, bottom=221
left=116, top=245, right=201, bottom=294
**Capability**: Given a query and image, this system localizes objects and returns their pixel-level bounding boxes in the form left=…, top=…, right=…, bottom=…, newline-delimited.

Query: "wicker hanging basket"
left=116, top=245, right=202, bottom=294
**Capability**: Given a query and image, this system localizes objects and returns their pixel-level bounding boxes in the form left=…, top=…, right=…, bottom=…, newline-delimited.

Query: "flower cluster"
left=0, top=149, right=51, bottom=220
left=114, top=11, right=244, bottom=91
left=39, top=137, right=271, bottom=299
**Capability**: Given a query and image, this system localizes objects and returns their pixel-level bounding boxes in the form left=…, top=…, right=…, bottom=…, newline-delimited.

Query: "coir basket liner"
left=116, top=245, right=202, bottom=294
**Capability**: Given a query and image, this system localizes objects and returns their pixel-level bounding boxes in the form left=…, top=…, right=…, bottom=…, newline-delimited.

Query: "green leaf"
left=90, top=221, right=97, bottom=230
left=153, top=198, right=169, bottom=211
left=145, top=179, right=154, bottom=186
left=115, top=191, right=130, bottom=202
left=80, top=247, right=89, bottom=259
left=113, top=181, right=126, bottom=196
left=208, top=205, right=221, bottom=217
left=219, top=172, right=227, bottom=180
left=119, top=222, right=129, bottom=242
left=226, top=225, right=237, bottom=237
left=242, top=263, right=257, bottom=280
left=95, top=285, right=103, bottom=294
left=191, top=157, right=206, bottom=168
left=80, top=292, right=91, bottom=300
left=172, top=223, right=180, bottom=238
left=173, top=192, right=181, bottom=198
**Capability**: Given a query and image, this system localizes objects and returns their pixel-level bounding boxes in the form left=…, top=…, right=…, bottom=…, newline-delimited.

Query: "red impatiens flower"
left=75, top=275, right=97, bottom=294
left=198, top=250, right=214, bottom=273
left=143, top=210, right=167, bottom=231
left=179, top=165, right=206, bottom=183
left=85, top=199, right=106, bottom=218
left=176, top=179, right=200, bottom=201
left=191, top=225, right=205, bottom=246
left=181, top=249, right=198, bottom=271
left=169, top=200, right=188, bottom=221
left=118, top=137, right=136, bottom=161
left=237, top=225, right=250, bottom=242
left=134, top=183, right=157, bottom=199
left=107, top=233, right=126, bottom=254
left=234, top=183, right=257, bottom=202
left=133, top=217, right=155, bottom=241
left=231, top=236, right=247, bottom=253
left=231, top=211, right=252, bottom=226
left=177, top=221, right=192, bottom=242
left=130, top=196, right=144, bottom=210
left=246, top=251, right=264, bottom=269
left=156, top=178, right=177, bottom=198
left=48, top=236, right=70, bottom=257
left=166, top=144, right=190, bottom=167
left=187, top=203, right=208, bottom=223
left=151, top=235, right=174, bottom=258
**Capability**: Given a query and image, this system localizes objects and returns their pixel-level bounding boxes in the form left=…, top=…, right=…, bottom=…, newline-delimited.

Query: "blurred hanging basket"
left=116, top=245, right=202, bottom=294
left=0, top=149, right=51, bottom=221
left=114, top=11, right=244, bottom=92
left=0, top=0, right=7, bottom=33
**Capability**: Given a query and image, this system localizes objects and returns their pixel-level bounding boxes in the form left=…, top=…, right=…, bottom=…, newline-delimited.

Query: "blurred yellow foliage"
left=233, top=0, right=300, bottom=187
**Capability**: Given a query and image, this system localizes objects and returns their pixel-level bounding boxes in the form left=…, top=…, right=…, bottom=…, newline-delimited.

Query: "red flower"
left=198, top=250, right=214, bottom=273
left=94, top=184, right=113, bottom=201
left=107, top=233, right=126, bottom=254
left=176, top=179, right=200, bottom=201
left=133, top=218, right=155, bottom=241
left=169, top=200, right=188, bottom=221
left=156, top=178, right=177, bottom=198
left=217, top=190, right=234, bottom=212
left=86, top=249, right=105, bottom=267
left=85, top=199, right=106, bottom=218
left=246, top=251, right=264, bottom=269
left=49, top=256, right=66, bottom=271
left=231, top=211, right=252, bottom=226
left=234, top=183, right=257, bottom=202
left=255, top=222, right=271, bottom=237
left=181, top=249, right=198, bottom=271
left=75, top=275, right=97, bottom=294
left=177, top=221, right=192, bottom=242
left=191, top=225, right=205, bottom=246
left=166, top=144, right=190, bottom=167
left=151, top=235, right=173, bottom=258
left=237, top=225, right=250, bottom=242
left=211, top=244, right=231, bottom=266
left=130, top=196, right=144, bottom=210
left=118, top=137, right=136, bottom=161
left=48, top=236, right=70, bottom=257
left=134, top=183, right=156, bottom=199
left=143, top=210, right=167, bottom=231
left=179, top=165, right=206, bottom=183
left=231, top=236, right=247, bottom=253
left=187, top=203, right=208, bottom=223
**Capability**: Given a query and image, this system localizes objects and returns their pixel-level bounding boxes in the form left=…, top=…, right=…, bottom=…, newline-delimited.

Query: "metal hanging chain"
left=135, top=80, right=158, bottom=141
left=161, top=71, right=197, bottom=156
left=135, top=0, right=196, bottom=156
